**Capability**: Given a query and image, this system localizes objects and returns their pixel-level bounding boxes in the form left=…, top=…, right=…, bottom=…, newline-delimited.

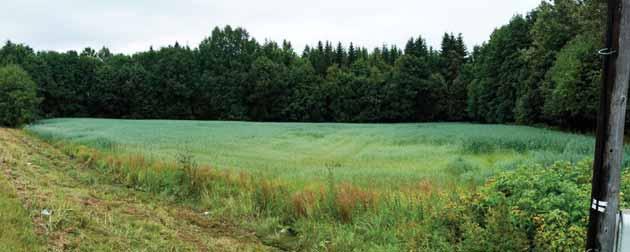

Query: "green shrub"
left=472, top=160, right=591, bottom=251
left=0, top=65, right=40, bottom=127
left=533, top=210, right=585, bottom=251
left=460, top=202, right=529, bottom=252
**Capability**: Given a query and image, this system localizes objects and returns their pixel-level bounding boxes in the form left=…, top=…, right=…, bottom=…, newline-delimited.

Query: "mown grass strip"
left=0, top=173, right=43, bottom=252
left=0, top=128, right=272, bottom=251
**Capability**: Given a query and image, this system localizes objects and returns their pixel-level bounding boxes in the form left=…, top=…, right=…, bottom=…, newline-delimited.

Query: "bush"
left=471, top=160, right=592, bottom=251
left=0, top=65, right=39, bottom=127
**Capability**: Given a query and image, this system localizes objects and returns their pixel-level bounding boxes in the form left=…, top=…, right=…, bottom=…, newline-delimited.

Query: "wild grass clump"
left=42, top=201, right=76, bottom=234
left=460, top=137, right=565, bottom=154
left=252, top=180, right=290, bottom=218
left=243, top=163, right=383, bottom=225
left=59, top=143, right=214, bottom=201
left=445, top=157, right=482, bottom=182
left=251, top=178, right=378, bottom=223
left=460, top=137, right=497, bottom=154
left=333, top=183, right=379, bottom=223
left=290, top=189, right=320, bottom=219
left=85, top=137, right=119, bottom=152
left=173, top=151, right=209, bottom=198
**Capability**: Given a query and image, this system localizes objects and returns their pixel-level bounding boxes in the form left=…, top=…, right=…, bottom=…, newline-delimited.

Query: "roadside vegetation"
left=0, top=128, right=270, bottom=251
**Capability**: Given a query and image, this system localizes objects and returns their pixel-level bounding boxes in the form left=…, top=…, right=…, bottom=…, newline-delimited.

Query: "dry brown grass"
left=334, top=183, right=379, bottom=222
left=290, top=190, right=318, bottom=218
left=398, top=179, right=442, bottom=202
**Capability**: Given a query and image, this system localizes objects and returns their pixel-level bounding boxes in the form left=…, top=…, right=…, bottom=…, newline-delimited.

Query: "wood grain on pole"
left=602, top=0, right=630, bottom=246
left=587, top=0, right=619, bottom=248
left=589, top=0, right=630, bottom=252
left=588, top=0, right=630, bottom=251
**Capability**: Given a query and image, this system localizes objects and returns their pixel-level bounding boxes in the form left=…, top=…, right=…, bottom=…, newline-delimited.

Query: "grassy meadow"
left=28, top=118, right=599, bottom=188
left=23, top=118, right=630, bottom=251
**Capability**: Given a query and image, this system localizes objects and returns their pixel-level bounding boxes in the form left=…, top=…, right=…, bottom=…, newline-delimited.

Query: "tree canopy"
left=0, top=65, right=40, bottom=127
left=0, top=0, right=609, bottom=130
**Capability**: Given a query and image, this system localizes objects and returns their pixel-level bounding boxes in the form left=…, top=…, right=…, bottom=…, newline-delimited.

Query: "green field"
left=24, top=118, right=630, bottom=250
left=28, top=118, right=598, bottom=188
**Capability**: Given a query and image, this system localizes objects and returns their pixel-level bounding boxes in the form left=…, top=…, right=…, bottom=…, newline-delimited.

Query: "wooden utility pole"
left=587, top=0, right=630, bottom=251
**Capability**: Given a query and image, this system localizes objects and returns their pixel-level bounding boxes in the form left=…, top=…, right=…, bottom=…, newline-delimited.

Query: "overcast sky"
left=1, top=0, right=542, bottom=54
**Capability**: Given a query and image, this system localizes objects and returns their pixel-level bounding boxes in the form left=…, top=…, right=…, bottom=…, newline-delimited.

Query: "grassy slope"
left=0, top=128, right=272, bottom=251
left=27, top=118, right=600, bottom=189
left=0, top=169, right=43, bottom=252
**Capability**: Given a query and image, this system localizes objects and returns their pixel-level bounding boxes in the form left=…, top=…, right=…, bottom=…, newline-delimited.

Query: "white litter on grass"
left=41, top=209, right=52, bottom=216
left=280, top=227, right=297, bottom=235
left=203, top=211, right=210, bottom=216
left=26, top=162, right=31, bottom=166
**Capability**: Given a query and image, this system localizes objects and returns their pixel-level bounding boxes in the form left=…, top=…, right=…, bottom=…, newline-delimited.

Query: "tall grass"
left=26, top=119, right=618, bottom=188
left=45, top=141, right=595, bottom=250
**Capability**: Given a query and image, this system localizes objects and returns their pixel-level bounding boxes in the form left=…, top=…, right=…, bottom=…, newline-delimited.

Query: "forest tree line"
left=0, top=0, right=611, bottom=129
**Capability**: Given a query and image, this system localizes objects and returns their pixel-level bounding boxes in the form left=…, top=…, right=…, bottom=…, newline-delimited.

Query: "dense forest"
left=0, top=0, right=610, bottom=129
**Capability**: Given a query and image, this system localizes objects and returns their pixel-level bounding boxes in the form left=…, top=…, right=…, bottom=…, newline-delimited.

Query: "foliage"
left=473, top=160, right=592, bottom=251
left=466, top=15, right=532, bottom=123
left=0, top=65, right=40, bottom=127
left=467, top=0, right=605, bottom=128
left=544, top=34, right=601, bottom=127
